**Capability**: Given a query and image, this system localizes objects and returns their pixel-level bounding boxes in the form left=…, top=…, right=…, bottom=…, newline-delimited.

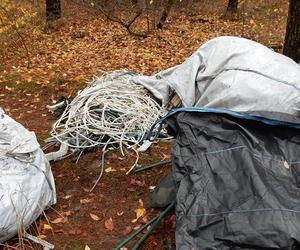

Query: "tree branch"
left=0, top=5, right=31, bottom=68
left=97, top=3, right=148, bottom=38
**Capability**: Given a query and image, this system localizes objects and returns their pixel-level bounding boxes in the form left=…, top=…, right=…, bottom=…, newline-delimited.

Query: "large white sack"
left=134, top=36, right=300, bottom=115
left=0, top=107, right=56, bottom=243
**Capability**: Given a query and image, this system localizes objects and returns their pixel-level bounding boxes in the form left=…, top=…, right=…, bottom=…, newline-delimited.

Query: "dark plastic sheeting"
left=163, top=108, right=300, bottom=250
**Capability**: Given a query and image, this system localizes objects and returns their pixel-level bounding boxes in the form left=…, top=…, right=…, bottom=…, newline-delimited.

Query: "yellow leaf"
left=105, top=167, right=116, bottom=173
left=135, top=208, right=146, bottom=219
left=43, top=224, right=52, bottom=230
left=90, top=213, right=100, bottom=221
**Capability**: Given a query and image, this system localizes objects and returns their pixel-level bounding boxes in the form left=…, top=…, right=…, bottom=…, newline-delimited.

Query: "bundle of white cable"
left=50, top=71, right=163, bottom=152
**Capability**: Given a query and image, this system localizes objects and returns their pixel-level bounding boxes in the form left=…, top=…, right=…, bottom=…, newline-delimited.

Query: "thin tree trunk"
left=283, top=0, right=300, bottom=63
left=227, top=0, right=238, bottom=12
left=157, top=0, right=175, bottom=29
left=46, top=0, right=61, bottom=22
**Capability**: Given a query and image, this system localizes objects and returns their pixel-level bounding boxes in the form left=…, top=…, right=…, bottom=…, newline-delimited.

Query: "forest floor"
left=0, top=0, right=289, bottom=249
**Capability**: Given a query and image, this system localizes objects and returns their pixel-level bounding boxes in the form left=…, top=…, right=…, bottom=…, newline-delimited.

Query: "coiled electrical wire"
left=49, top=70, right=164, bottom=153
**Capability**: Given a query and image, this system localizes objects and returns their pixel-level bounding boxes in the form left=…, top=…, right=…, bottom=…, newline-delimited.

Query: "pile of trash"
left=47, top=36, right=300, bottom=249
left=46, top=71, right=164, bottom=171
left=0, top=108, right=56, bottom=245
left=139, top=36, right=300, bottom=249
left=3, top=35, right=300, bottom=249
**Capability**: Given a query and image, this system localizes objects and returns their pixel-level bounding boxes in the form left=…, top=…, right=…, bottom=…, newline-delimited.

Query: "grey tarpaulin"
left=134, top=36, right=300, bottom=115
left=0, top=108, right=56, bottom=242
left=156, top=107, right=300, bottom=249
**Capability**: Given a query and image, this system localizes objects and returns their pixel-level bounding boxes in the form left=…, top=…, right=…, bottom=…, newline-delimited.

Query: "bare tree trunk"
left=227, top=0, right=238, bottom=12
left=46, top=0, right=61, bottom=22
left=283, top=0, right=300, bottom=63
left=157, top=0, right=175, bottom=29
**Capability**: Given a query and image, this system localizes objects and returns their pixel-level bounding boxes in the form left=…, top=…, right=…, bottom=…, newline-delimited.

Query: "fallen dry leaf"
left=80, top=198, right=93, bottom=204
left=105, top=167, right=116, bottom=173
left=142, top=216, right=149, bottom=223
left=64, top=195, right=72, bottom=200
left=43, top=224, right=52, bottom=230
left=135, top=207, right=146, bottom=219
left=122, top=226, right=132, bottom=236
left=84, top=245, right=91, bottom=250
left=104, top=217, right=114, bottom=231
left=51, top=217, right=66, bottom=224
left=90, top=213, right=100, bottom=221
left=138, top=199, right=144, bottom=207
left=26, top=76, right=32, bottom=82
left=54, top=229, right=65, bottom=234
left=133, top=225, right=141, bottom=230
left=38, top=235, right=47, bottom=240
left=130, top=179, right=146, bottom=187
left=117, top=211, right=124, bottom=216
left=284, top=160, right=290, bottom=169
left=5, top=86, right=14, bottom=91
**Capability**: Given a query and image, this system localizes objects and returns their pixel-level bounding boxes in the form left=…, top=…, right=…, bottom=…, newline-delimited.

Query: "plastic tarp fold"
left=134, top=36, right=300, bottom=115
left=160, top=108, right=300, bottom=250
left=0, top=108, right=56, bottom=242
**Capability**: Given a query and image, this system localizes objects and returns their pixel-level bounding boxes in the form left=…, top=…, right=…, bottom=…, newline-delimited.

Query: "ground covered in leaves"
left=0, top=0, right=289, bottom=249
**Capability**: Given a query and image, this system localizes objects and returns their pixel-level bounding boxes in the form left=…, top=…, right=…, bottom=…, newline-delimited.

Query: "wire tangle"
left=49, top=70, right=164, bottom=153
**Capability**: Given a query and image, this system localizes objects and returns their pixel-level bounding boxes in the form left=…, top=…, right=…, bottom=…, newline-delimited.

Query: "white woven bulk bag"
left=0, top=107, right=56, bottom=242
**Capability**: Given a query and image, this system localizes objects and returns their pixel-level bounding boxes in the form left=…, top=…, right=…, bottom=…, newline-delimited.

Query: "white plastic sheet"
left=0, top=108, right=56, bottom=243
left=134, top=36, right=300, bottom=115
